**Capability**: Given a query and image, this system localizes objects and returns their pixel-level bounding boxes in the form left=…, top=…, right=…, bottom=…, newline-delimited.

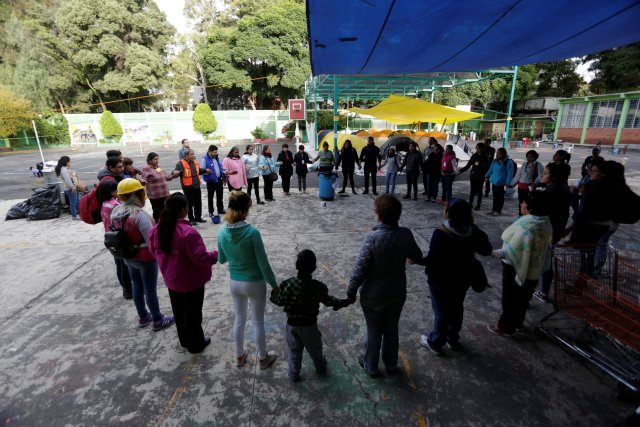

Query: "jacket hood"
left=223, top=221, right=252, bottom=241
left=443, top=219, right=472, bottom=237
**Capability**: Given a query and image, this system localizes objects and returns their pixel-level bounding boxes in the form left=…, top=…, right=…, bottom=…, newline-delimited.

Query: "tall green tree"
left=536, top=59, right=584, bottom=97
left=54, top=0, right=175, bottom=112
left=192, top=103, right=218, bottom=136
left=99, top=110, right=123, bottom=142
left=0, top=85, right=33, bottom=138
left=201, top=0, right=310, bottom=110
left=586, top=43, right=640, bottom=94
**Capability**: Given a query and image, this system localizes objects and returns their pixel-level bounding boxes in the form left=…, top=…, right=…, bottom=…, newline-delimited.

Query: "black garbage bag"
left=5, top=200, right=31, bottom=220
left=27, top=185, right=61, bottom=220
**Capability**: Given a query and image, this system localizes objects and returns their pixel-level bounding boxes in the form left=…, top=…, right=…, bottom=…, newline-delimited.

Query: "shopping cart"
left=537, top=245, right=640, bottom=395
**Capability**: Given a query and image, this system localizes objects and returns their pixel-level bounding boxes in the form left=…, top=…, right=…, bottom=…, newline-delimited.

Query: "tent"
left=349, top=95, right=482, bottom=124
left=318, top=132, right=368, bottom=151
left=307, top=0, right=640, bottom=74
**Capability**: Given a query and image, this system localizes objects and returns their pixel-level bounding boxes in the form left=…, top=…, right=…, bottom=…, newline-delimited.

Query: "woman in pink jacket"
left=222, top=146, right=248, bottom=191
left=148, top=193, right=218, bottom=353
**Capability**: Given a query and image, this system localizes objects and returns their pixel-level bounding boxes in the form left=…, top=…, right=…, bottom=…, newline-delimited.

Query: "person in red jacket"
left=110, top=179, right=175, bottom=332
left=148, top=193, right=218, bottom=353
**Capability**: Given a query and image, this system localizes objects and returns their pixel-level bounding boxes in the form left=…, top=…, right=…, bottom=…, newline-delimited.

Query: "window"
left=560, top=102, right=586, bottom=128
left=589, top=100, right=623, bottom=128
left=625, top=99, right=640, bottom=128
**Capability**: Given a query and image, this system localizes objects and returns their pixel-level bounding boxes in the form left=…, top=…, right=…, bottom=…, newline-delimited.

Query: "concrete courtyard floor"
left=1, top=162, right=640, bottom=426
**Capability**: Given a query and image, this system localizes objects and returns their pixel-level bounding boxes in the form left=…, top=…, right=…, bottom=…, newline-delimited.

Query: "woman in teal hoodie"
left=484, top=147, right=514, bottom=216
left=218, top=191, right=279, bottom=369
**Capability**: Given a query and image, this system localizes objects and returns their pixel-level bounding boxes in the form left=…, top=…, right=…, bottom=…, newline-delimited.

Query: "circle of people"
left=53, top=140, right=628, bottom=380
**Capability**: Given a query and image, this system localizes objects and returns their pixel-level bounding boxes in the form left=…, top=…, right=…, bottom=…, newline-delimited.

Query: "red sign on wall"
left=288, top=99, right=306, bottom=120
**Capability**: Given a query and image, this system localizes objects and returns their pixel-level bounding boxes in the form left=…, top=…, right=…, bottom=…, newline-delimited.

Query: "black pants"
left=281, top=174, right=292, bottom=193
left=364, top=165, right=377, bottom=193
left=484, top=179, right=491, bottom=196
left=182, top=186, right=202, bottom=221
left=149, top=197, right=167, bottom=222
left=247, top=177, right=261, bottom=202
left=297, top=173, right=307, bottom=191
left=114, top=256, right=132, bottom=294
left=517, top=187, right=531, bottom=216
left=206, top=181, right=224, bottom=215
left=406, top=170, right=419, bottom=197
left=262, top=175, right=273, bottom=200
left=168, top=287, right=206, bottom=353
left=422, top=170, right=429, bottom=194
left=469, top=178, right=484, bottom=208
left=341, top=169, right=355, bottom=191
left=428, top=174, right=440, bottom=200
left=497, top=263, right=537, bottom=333
left=491, top=184, right=505, bottom=214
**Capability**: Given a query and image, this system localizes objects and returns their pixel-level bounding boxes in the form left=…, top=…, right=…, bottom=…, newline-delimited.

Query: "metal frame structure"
left=303, top=68, right=518, bottom=150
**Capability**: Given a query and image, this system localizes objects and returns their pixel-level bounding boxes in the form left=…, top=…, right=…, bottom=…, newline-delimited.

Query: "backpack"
left=104, top=213, right=139, bottom=259
left=79, top=177, right=115, bottom=224
left=613, top=186, right=640, bottom=224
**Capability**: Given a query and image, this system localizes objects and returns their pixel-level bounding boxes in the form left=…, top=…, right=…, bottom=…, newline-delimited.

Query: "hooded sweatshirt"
left=217, top=221, right=277, bottom=287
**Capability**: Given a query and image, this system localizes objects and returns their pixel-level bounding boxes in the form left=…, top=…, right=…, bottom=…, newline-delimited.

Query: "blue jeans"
left=427, top=282, right=467, bottom=350
left=65, top=189, right=79, bottom=217
left=124, top=259, right=162, bottom=322
left=441, top=173, right=455, bottom=201
left=385, top=173, right=397, bottom=193
left=361, top=299, right=405, bottom=373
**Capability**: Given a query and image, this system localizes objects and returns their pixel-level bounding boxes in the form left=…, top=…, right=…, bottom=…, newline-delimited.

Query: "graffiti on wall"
left=70, top=125, right=98, bottom=145
left=124, top=124, right=151, bottom=145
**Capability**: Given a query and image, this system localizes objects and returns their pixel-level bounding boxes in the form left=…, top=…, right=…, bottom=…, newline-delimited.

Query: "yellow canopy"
left=318, top=132, right=367, bottom=151
left=349, top=94, right=482, bottom=124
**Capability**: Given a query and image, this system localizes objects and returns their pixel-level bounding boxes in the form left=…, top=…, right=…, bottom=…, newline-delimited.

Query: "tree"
left=536, top=59, right=584, bottom=97
left=99, top=111, right=123, bottom=143
left=0, top=85, right=33, bottom=138
left=54, top=0, right=175, bottom=112
left=306, top=110, right=347, bottom=131
left=33, top=113, right=71, bottom=145
left=193, top=103, right=218, bottom=136
left=586, top=43, right=640, bottom=94
left=201, top=0, right=310, bottom=110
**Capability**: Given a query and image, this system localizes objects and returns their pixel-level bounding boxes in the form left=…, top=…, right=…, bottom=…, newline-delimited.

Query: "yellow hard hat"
left=117, top=178, right=144, bottom=196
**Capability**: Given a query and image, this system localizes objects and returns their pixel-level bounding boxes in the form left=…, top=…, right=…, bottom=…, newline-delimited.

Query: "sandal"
left=236, top=351, right=248, bottom=368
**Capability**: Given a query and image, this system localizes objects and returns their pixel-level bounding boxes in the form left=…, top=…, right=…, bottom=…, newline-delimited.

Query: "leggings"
left=298, top=174, right=307, bottom=191
left=247, top=177, right=261, bottom=202
left=230, top=279, right=267, bottom=359
left=341, top=170, right=355, bottom=191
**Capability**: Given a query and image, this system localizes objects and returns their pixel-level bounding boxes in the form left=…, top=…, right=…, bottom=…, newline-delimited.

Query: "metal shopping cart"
left=537, top=245, right=640, bottom=396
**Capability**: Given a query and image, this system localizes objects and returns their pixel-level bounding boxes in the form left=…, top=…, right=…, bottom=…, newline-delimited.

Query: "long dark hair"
left=55, top=156, right=70, bottom=177
left=157, top=193, right=188, bottom=255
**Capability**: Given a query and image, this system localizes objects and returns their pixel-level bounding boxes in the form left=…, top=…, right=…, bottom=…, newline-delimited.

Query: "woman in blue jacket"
left=484, top=148, right=514, bottom=216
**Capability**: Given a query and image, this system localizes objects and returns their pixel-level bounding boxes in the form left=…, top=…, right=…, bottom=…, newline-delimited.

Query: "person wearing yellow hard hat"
left=110, top=178, right=175, bottom=332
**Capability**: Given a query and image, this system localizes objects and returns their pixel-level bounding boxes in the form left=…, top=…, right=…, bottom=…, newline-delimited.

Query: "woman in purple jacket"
left=148, top=193, right=218, bottom=354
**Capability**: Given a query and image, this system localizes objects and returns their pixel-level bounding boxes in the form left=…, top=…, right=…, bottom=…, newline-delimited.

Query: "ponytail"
left=157, top=193, right=188, bottom=255
left=55, top=156, right=70, bottom=177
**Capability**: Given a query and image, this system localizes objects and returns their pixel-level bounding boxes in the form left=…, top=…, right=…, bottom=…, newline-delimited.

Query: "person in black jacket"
left=336, top=139, right=361, bottom=194
left=421, top=199, right=492, bottom=354
left=425, top=144, right=443, bottom=202
left=533, top=162, right=571, bottom=301
left=401, top=142, right=422, bottom=200
left=277, top=143, right=295, bottom=196
left=359, top=137, right=381, bottom=195
left=421, top=137, right=438, bottom=195
left=581, top=146, right=602, bottom=177
left=294, top=145, right=313, bottom=193
left=458, top=143, right=490, bottom=211
left=483, top=139, right=496, bottom=197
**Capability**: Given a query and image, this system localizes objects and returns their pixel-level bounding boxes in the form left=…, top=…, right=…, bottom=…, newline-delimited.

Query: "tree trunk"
left=197, top=62, right=209, bottom=104
left=85, top=78, right=107, bottom=111
left=247, top=93, right=256, bottom=110
left=57, top=98, right=66, bottom=115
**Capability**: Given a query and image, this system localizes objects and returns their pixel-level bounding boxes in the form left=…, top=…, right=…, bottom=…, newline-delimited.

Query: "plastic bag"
left=5, top=200, right=31, bottom=220
left=27, top=185, right=61, bottom=220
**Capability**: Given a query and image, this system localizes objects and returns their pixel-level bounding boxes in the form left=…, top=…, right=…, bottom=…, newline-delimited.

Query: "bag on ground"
left=5, top=200, right=31, bottom=220
left=27, top=186, right=60, bottom=220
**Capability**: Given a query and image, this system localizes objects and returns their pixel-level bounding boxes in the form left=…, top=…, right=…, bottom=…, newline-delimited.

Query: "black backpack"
left=104, top=213, right=139, bottom=259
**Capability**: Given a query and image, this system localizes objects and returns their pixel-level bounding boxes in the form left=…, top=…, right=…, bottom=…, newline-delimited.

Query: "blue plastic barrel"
left=318, top=172, right=337, bottom=201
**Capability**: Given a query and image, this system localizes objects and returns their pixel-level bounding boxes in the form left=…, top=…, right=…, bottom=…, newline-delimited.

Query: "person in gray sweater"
left=401, top=142, right=422, bottom=200
left=347, top=194, right=424, bottom=377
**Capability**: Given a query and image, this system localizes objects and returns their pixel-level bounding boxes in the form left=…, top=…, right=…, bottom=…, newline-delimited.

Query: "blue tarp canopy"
left=306, top=0, right=640, bottom=75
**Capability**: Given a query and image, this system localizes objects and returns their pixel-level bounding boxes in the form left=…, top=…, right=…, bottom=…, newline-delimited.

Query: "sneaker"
left=486, top=211, right=495, bottom=216
left=218, top=209, right=226, bottom=215
left=71, top=216, right=80, bottom=221
left=315, top=357, right=328, bottom=375
left=385, top=365, right=400, bottom=375
left=259, top=352, right=277, bottom=369
left=474, top=206, right=481, bottom=211
left=412, top=196, right=418, bottom=201
left=403, top=195, right=411, bottom=199
left=487, top=324, right=515, bottom=337
left=195, top=218, right=207, bottom=223
left=490, top=212, right=502, bottom=217
left=533, top=290, right=548, bottom=302
left=152, top=316, right=175, bottom=332
left=422, top=192, right=428, bottom=195
left=257, top=201, right=265, bottom=205
left=189, top=337, right=211, bottom=354
left=236, top=351, right=248, bottom=368
left=419, top=335, right=444, bottom=355
left=357, top=354, right=380, bottom=378
left=362, top=191, right=369, bottom=194
left=338, top=190, right=346, bottom=194
left=123, top=289, right=133, bottom=300
left=437, top=199, right=447, bottom=205
left=352, top=190, right=358, bottom=195
left=447, top=341, right=464, bottom=351
left=289, top=373, right=302, bottom=382
left=138, top=313, right=152, bottom=328
left=372, top=191, right=378, bottom=195
left=190, top=221, right=198, bottom=226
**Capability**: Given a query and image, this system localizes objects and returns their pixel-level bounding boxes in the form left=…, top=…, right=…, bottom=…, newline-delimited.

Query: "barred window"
left=559, top=103, right=586, bottom=128
left=625, top=99, right=640, bottom=128
left=589, top=100, right=623, bottom=128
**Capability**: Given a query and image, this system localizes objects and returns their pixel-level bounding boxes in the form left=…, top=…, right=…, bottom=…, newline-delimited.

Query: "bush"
left=99, top=111, right=123, bottom=143
left=193, top=103, right=218, bottom=136
left=34, top=113, right=70, bottom=145
left=306, top=110, right=347, bottom=131
left=251, top=127, right=268, bottom=140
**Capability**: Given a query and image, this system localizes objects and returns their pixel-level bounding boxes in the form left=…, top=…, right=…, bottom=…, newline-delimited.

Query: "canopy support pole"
left=314, top=77, right=318, bottom=150
left=333, top=75, right=338, bottom=156
left=504, top=66, right=518, bottom=148
left=429, top=86, right=435, bottom=130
